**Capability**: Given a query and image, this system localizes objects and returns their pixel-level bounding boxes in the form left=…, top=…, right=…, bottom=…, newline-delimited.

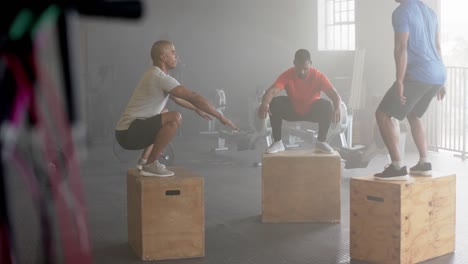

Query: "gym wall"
left=80, top=0, right=441, bottom=144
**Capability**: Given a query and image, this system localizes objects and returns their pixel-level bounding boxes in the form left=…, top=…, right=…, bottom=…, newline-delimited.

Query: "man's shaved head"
left=150, top=40, right=178, bottom=71
left=151, top=40, right=173, bottom=63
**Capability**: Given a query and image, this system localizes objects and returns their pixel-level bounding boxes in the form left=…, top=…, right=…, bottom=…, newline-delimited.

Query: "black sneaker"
left=374, top=165, right=408, bottom=181
left=409, top=162, right=432, bottom=176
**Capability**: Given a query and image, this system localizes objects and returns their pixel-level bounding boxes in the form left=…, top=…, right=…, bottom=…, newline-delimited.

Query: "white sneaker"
left=265, top=140, right=285, bottom=154
left=315, top=141, right=334, bottom=154
left=141, top=161, right=174, bottom=177
left=137, top=159, right=165, bottom=170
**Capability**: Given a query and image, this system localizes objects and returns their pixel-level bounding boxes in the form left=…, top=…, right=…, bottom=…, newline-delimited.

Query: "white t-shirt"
left=115, top=66, right=180, bottom=130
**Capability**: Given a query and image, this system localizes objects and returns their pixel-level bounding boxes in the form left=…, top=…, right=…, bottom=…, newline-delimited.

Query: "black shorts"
left=115, top=114, right=162, bottom=150
left=377, top=80, right=443, bottom=121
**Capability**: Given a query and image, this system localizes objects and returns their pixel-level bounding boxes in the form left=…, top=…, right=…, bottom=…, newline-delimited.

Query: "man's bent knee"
left=319, top=99, right=333, bottom=113
left=269, top=97, right=282, bottom=114
left=375, top=109, right=388, bottom=120
left=162, top=111, right=182, bottom=127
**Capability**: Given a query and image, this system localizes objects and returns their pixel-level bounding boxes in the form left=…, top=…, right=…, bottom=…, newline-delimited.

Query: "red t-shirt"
left=274, top=67, right=333, bottom=115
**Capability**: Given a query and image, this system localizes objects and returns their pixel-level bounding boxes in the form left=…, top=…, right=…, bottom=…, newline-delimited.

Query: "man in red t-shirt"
left=257, top=49, right=342, bottom=154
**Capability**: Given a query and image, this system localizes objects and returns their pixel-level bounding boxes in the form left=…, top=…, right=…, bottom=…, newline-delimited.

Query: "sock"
left=419, top=157, right=428, bottom=165
left=139, top=158, right=147, bottom=164
left=391, top=161, right=401, bottom=170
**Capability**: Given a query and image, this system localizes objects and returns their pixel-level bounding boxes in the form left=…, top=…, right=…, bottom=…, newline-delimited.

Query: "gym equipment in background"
left=200, top=89, right=226, bottom=135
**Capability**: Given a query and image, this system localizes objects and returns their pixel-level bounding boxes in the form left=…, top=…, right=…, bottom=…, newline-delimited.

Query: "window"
left=441, top=0, right=468, bottom=67
left=318, top=0, right=356, bottom=51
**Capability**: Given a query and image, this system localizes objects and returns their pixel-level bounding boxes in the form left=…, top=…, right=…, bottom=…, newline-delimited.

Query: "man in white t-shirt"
left=116, top=40, right=237, bottom=177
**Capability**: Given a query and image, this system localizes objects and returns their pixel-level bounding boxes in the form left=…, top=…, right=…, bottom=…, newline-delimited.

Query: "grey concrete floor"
left=6, top=135, right=468, bottom=264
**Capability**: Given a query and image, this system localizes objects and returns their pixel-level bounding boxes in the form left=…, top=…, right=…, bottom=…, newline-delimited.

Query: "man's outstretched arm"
left=170, top=95, right=212, bottom=120
left=169, top=85, right=237, bottom=129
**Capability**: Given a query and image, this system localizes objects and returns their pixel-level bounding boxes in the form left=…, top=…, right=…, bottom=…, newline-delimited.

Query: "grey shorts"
left=115, top=114, right=162, bottom=150
left=377, top=80, right=443, bottom=121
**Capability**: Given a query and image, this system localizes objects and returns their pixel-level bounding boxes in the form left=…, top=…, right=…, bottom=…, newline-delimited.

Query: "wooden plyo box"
left=127, top=167, right=204, bottom=261
left=350, top=173, right=456, bottom=264
left=262, top=150, right=341, bottom=223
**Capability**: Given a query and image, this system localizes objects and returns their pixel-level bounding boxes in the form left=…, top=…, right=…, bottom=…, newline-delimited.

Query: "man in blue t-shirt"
left=374, top=0, right=446, bottom=180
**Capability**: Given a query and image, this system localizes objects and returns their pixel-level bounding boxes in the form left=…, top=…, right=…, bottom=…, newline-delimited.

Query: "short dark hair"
left=294, top=49, right=311, bottom=62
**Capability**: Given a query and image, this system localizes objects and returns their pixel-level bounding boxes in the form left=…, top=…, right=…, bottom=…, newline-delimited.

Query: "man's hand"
left=195, top=109, right=212, bottom=121
left=396, top=81, right=407, bottom=105
left=332, top=107, right=341, bottom=123
left=219, top=116, right=238, bottom=130
left=437, top=86, right=446, bottom=101
left=257, top=103, right=271, bottom=119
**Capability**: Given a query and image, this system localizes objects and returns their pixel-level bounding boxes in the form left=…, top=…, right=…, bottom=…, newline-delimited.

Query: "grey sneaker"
left=265, top=140, right=285, bottom=154
left=315, top=141, right=334, bottom=154
left=137, top=159, right=165, bottom=171
left=141, top=161, right=174, bottom=177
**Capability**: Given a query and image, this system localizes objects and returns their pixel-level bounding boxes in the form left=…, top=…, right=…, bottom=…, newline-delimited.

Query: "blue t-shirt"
left=392, top=0, right=446, bottom=85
